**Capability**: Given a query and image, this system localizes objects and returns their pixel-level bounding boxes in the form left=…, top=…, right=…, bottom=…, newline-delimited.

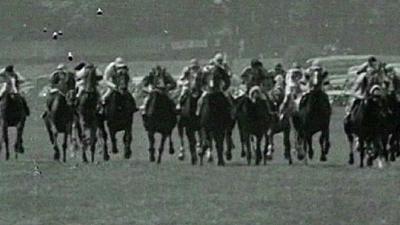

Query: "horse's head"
left=309, top=68, right=326, bottom=91
left=83, top=64, right=100, bottom=92
left=115, top=66, right=130, bottom=93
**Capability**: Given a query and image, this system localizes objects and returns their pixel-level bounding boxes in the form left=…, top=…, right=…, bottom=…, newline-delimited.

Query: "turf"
left=0, top=103, right=400, bottom=225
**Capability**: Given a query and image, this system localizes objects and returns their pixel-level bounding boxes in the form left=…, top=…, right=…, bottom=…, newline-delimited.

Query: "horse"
left=0, top=76, right=28, bottom=160
left=198, top=65, right=232, bottom=166
left=265, top=87, right=292, bottom=164
left=142, top=72, right=177, bottom=164
left=75, top=64, right=102, bottom=163
left=344, top=73, right=386, bottom=168
left=177, top=91, right=201, bottom=165
left=292, top=69, right=331, bottom=164
left=43, top=70, right=76, bottom=162
left=99, top=66, right=138, bottom=161
left=235, top=86, right=271, bottom=165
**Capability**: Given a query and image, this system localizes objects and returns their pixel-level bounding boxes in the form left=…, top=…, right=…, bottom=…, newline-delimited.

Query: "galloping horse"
left=198, top=65, right=232, bottom=166
left=292, top=69, right=331, bottom=164
left=99, top=66, right=138, bottom=160
left=265, top=85, right=292, bottom=164
left=142, top=68, right=177, bottom=164
left=43, top=69, right=76, bottom=162
left=76, top=64, right=102, bottom=162
left=344, top=72, right=386, bottom=168
left=0, top=75, right=28, bottom=160
left=235, top=86, right=271, bottom=165
left=177, top=91, right=201, bottom=165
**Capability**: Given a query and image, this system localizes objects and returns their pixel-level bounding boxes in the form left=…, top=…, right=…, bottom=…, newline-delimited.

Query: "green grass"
left=1, top=104, right=400, bottom=225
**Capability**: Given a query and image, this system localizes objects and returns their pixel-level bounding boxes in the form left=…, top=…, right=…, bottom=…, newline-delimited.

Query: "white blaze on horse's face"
left=10, top=78, right=18, bottom=94
left=312, top=71, right=319, bottom=86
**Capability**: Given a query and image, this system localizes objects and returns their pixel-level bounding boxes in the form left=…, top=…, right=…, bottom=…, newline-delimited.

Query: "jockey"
left=101, top=57, right=127, bottom=104
left=196, top=52, right=231, bottom=116
left=279, top=62, right=306, bottom=119
left=304, top=60, right=330, bottom=91
left=240, top=59, right=270, bottom=102
left=268, top=63, right=286, bottom=79
left=0, top=65, right=30, bottom=116
left=176, top=58, right=202, bottom=111
left=345, top=56, right=387, bottom=117
left=140, top=65, right=177, bottom=115
left=42, top=64, right=74, bottom=118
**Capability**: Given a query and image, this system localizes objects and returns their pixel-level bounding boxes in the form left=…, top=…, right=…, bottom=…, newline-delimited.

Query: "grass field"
left=1, top=101, right=400, bottom=225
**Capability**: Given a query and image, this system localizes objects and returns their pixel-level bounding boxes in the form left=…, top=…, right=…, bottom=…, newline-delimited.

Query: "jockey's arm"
left=177, top=68, right=189, bottom=87
left=356, top=62, right=368, bottom=75
left=165, top=73, right=177, bottom=91
left=15, top=72, right=26, bottom=84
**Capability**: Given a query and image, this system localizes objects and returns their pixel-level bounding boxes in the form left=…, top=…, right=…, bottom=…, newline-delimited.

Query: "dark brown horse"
left=43, top=70, right=76, bottom=162
left=99, top=66, right=138, bottom=160
left=293, top=69, right=332, bottom=164
left=235, top=89, right=271, bottom=165
left=76, top=64, right=102, bottom=163
left=0, top=76, right=28, bottom=160
left=198, top=65, right=232, bottom=166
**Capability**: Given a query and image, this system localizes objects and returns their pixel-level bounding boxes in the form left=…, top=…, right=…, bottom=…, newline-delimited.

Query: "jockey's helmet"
left=251, top=59, right=263, bottom=68
left=213, top=53, right=224, bottom=65
left=57, top=64, right=66, bottom=70
left=275, top=63, right=283, bottom=70
left=115, top=57, right=125, bottom=68
left=190, top=58, right=200, bottom=68
left=5, top=65, right=14, bottom=72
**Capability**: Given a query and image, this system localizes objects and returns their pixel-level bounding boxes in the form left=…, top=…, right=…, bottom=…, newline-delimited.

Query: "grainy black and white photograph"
left=1, top=0, right=400, bottom=224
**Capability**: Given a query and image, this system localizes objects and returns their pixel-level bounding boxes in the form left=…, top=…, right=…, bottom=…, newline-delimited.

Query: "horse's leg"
left=199, top=129, right=209, bottom=166
left=90, top=128, right=97, bottom=163
left=307, top=135, right=314, bottom=160
left=245, top=134, right=251, bottom=165
left=186, top=128, right=197, bottom=165
left=388, top=134, right=396, bottom=162
left=375, top=137, right=385, bottom=169
left=110, top=129, right=118, bottom=154
left=99, top=121, right=110, bottom=161
left=359, top=138, right=365, bottom=168
left=215, top=132, right=225, bottom=166
left=284, top=128, right=292, bottom=165
left=264, top=131, right=273, bottom=165
left=157, top=134, right=167, bottom=164
left=319, top=130, right=328, bottom=162
left=123, top=127, right=133, bottom=159
left=225, top=125, right=234, bottom=161
left=147, top=131, right=156, bottom=162
left=177, top=120, right=185, bottom=160
left=168, top=133, right=175, bottom=155
left=81, top=127, right=89, bottom=163
left=62, top=132, right=68, bottom=163
left=255, top=134, right=262, bottom=166
left=238, top=124, right=246, bottom=158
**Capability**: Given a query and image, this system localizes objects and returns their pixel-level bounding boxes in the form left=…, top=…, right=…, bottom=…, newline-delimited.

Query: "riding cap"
left=275, top=63, right=283, bottom=70
left=114, top=57, right=126, bottom=68
left=57, top=64, right=66, bottom=70
left=5, top=65, right=14, bottom=72
left=213, top=53, right=224, bottom=64
left=251, top=59, right=263, bottom=68
left=368, top=56, right=377, bottom=63
left=190, top=58, right=200, bottom=67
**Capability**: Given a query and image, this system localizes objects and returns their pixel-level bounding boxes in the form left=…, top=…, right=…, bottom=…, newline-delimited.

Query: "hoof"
left=367, top=157, right=373, bottom=167
left=149, top=154, right=155, bottom=162
left=54, top=152, right=60, bottom=161
left=241, top=151, right=246, bottom=158
left=348, top=154, right=354, bottom=165
left=169, top=147, right=175, bottom=155
left=226, top=151, right=232, bottom=161
left=124, top=150, right=132, bottom=159
left=297, top=153, right=305, bottom=161
left=217, top=161, right=225, bottom=166
left=112, top=148, right=119, bottom=154
left=191, top=156, right=198, bottom=165
left=308, top=151, right=314, bottom=160
left=104, top=154, right=110, bottom=161
left=320, top=155, right=327, bottom=162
